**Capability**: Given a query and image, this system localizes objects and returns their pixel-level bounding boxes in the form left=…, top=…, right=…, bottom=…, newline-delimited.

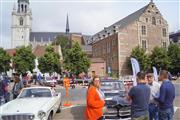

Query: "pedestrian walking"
left=155, top=70, right=175, bottom=120
left=12, top=73, right=24, bottom=99
left=127, top=71, right=150, bottom=120
left=37, top=73, right=43, bottom=86
left=147, top=73, right=160, bottom=120
left=2, top=74, right=11, bottom=103
left=85, top=76, right=105, bottom=120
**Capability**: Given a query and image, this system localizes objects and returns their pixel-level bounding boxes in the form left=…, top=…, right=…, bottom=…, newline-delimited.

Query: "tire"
left=56, top=102, right=62, bottom=113
left=47, top=112, right=53, bottom=120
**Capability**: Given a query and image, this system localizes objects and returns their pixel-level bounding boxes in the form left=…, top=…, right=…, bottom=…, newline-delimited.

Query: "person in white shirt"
left=147, top=73, right=160, bottom=120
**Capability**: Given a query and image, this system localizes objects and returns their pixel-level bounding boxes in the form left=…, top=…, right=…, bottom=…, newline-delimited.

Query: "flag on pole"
left=130, top=58, right=140, bottom=86
left=153, top=66, right=158, bottom=82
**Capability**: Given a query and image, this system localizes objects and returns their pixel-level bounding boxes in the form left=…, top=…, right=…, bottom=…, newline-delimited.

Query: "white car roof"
left=22, top=86, right=52, bottom=90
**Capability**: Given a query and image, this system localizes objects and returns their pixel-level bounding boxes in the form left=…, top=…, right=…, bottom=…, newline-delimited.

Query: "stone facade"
left=92, top=2, right=169, bottom=76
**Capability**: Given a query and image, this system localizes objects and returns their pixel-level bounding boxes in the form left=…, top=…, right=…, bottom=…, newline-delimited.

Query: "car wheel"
left=48, top=113, right=53, bottom=120
left=56, top=102, right=62, bottom=113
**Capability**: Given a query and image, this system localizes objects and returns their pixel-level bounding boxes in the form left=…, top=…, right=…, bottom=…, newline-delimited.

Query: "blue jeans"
left=159, top=107, right=174, bottom=120
left=149, top=103, right=159, bottom=120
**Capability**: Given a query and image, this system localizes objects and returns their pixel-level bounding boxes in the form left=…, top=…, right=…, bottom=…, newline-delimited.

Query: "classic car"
left=43, top=76, right=57, bottom=87
left=0, top=87, right=62, bottom=120
left=101, top=80, right=131, bottom=119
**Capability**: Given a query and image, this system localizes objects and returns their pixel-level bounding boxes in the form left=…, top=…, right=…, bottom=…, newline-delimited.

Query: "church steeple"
left=66, top=14, right=70, bottom=34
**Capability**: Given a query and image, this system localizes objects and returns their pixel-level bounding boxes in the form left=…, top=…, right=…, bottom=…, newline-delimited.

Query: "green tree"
left=64, top=42, right=90, bottom=76
left=0, top=48, right=11, bottom=73
left=13, top=46, right=35, bottom=74
left=130, top=46, right=151, bottom=71
left=38, top=45, right=61, bottom=74
left=150, top=47, right=170, bottom=71
left=52, top=35, right=71, bottom=56
left=168, top=43, right=180, bottom=74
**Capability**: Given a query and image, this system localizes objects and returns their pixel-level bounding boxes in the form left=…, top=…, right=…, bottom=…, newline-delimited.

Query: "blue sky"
left=0, top=0, right=179, bottom=48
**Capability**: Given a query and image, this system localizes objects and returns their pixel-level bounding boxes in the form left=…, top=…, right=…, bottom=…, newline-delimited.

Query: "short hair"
left=92, top=75, right=100, bottom=82
left=159, top=70, right=168, bottom=79
left=137, top=71, right=146, bottom=80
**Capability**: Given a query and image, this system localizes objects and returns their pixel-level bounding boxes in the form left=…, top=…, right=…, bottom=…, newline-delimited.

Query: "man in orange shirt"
left=85, top=76, right=105, bottom=120
left=63, top=75, right=70, bottom=97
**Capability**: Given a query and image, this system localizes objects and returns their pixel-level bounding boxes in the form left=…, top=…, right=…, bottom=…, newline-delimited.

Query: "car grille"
left=1, top=114, right=34, bottom=120
left=119, top=106, right=131, bottom=116
left=105, top=106, right=131, bottom=117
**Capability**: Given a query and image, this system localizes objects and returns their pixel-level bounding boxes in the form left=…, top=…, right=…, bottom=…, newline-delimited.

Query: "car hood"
left=0, top=98, right=52, bottom=115
left=105, top=96, right=130, bottom=107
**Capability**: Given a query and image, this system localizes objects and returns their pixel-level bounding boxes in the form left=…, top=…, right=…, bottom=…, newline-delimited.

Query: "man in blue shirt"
left=127, top=72, right=150, bottom=120
left=155, top=70, right=175, bottom=120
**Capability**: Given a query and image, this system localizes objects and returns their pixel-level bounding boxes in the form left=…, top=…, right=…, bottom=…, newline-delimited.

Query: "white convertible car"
left=0, top=87, right=62, bottom=120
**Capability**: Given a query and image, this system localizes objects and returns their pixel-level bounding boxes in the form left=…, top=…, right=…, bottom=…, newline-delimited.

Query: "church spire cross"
left=66, top=14, right=70, bottom=34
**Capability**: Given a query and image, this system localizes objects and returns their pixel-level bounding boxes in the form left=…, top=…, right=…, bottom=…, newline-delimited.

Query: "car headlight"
left=38, top=110, right=46, bottom=119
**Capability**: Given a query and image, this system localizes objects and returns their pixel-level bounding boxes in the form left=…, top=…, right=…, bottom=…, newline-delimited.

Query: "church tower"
left=11, top=0, right=32, bottom=48
left=65, top=14, right=70, bottom=34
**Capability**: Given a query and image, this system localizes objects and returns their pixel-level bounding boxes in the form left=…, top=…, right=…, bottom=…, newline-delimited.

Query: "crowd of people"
left=85, top=70, right=176, bottom=120
left=0, top=69, right=177, bottom=120
left=0, top=72, right=46, bottom=105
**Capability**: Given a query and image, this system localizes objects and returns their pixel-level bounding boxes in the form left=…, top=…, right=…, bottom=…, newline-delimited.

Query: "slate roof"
left=82, top=35, right=92, bottom=45
left=29, top=32, right=81, bottom=42
left=92, top=3, right=151, bottom=43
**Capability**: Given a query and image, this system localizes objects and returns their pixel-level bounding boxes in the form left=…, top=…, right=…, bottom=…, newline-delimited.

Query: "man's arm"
left=126, top=87, right=134, bottom=102
left=155, top=84, right=166, bottom=103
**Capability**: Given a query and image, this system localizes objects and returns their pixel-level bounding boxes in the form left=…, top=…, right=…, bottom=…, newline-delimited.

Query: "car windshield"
left=101, top=81, right=125, bottom=91
left=18, top=88, right=52, bottom=98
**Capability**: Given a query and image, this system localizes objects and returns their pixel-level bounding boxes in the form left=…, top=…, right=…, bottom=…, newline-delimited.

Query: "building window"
left=146, top=18, right=148, bottom=23
left=25, top=5, right=27, bottom=12
left=21, top=4, right=24, bottom=12
left=19, top=17, right=23, bottom=26
left=163, top=42, right=166, bottom=48
left=112, top=39, right=116, bottom=46
left=152, top=17, right=156, bottom=25
left=141, top=25, right=146, bottom=35
left=142, top=40, right=147, bottom=50
left=159, top=20, right=161, bottom=24
left=162, top=28, right=167, bottom=37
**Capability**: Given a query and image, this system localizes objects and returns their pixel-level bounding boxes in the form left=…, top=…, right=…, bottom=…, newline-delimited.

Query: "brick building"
left=91, top=1, right=169, bottom=77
